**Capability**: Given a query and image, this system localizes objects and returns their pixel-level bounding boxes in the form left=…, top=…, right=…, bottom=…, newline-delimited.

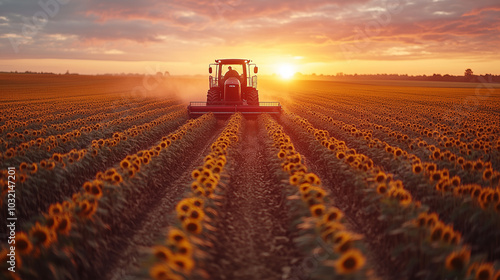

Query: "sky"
left=0, top=0, right=499, bottom=76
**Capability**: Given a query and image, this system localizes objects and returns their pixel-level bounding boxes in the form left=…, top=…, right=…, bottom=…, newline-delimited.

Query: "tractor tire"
left=207, top=89, right=221, bottom=105
left=246, top=88, right=259, bottom=106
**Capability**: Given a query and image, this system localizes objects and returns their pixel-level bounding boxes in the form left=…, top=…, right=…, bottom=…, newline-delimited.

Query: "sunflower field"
left=1, top=74, right=500, bottom=280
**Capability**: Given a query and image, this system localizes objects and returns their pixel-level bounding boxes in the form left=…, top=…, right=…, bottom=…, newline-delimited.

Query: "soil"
left=203, top=119, right=301, bottom=280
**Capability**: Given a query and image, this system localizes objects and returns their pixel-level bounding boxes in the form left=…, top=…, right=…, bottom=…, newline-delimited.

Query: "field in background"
left=1, top=73, right=500, bottom=280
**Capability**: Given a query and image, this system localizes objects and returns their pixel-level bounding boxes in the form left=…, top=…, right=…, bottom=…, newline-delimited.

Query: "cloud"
left=0, top=0, right=499, bottom=71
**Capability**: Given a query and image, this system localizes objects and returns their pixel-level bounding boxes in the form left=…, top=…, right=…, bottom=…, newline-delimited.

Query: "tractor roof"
left=215, top=58, right=252, bottom=64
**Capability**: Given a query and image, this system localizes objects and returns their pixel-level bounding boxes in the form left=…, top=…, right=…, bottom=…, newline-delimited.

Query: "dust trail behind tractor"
left=187, top=58, right=282, bottom=117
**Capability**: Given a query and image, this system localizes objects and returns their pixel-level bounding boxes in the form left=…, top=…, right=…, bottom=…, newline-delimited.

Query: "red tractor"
left=188, top=58, right=281, bottom=116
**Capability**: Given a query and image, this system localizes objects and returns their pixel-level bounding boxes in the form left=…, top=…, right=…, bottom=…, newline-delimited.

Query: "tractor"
left=187, top=58, right=281, bottom=116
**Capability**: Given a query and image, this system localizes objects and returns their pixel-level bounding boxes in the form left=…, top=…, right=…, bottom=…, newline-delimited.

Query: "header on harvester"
left=187, top=58, right=281, bottom=117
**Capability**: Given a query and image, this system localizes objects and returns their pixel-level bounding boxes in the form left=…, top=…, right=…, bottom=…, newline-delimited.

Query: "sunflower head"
left=445, top=248, right=470, bottom=272
left=57, top=214, right=72, bottom=235
left=149, top=263, right=177, bottom=280
left=375, top=172, right=386, bottom=183
left=29, top=222, right=54, bottom=248
left=171, top=255, right=194, bottom=274
left=323, top=207, right=344, bottom=222
left=48, top=203, right=63, bottom=216
left=376, top=183, right=388, bottom=195
left=475, top=263, right=494, bottom=280
left=310, top=204, right=325, bottom=217
left=183, top=219, right=202, bottom=234
left=16, top=232, right=33, bottom=255
left=152, top=246, right=173, bottom=262
left=168, top=228, right=187, bottom=244
left=333, top=249, right=366, bottom=274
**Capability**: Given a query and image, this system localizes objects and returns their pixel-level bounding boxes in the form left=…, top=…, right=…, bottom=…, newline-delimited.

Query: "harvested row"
left=0, top=113, right=217, bottom=280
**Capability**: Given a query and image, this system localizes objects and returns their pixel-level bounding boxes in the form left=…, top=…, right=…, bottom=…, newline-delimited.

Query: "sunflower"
left=412, top=164, right=423, bottom=174
left=112, top=173, right=123, bottom=184
left=45, top=215, right=60, bottom=230
left=19, top=162, right=28, bottom=171
left=441, top=226, right=454, bottom=243
left=310, top=204, right=325, bottom=217
left=177, top=240, right=193, bottom=256
left=493, top=270, right=500, bottom=280
left=323, top=207, right=344, bottom=222
left=149, top=263, right=178, bottom=280
left=426, top=163, right=437, bottom=172
left=483, top=169, right=493, bottom=181
left=48, top=203, right=63, bottom=216
left=153, top=246, right=173, bottom=262
left=336, top=152, right=346, bottom=160
left=120, top=159, right=131, bottom=169
left=332, top=231, right=352, bottom=246
left=16, top=232, right=33, bottom=255
left=430, top=224, right=444, bottom=242
left=183, top=219, right=202, bottom=234
left=450, top=176, right=461, bottom=187
left=168, top=228, right=187, bottom=244
left=375, top=172, right=386, bottom=183
left=29, top=222, right=54, bottom=248
left=176, top=200, right=191, bottom=215
left=57, top=214, right=72, bottom=235
left=445, top=248, right=470, bottom=272
left=475, top=263, right=494, bottom=280
left=334, top=249, right=366, bottom=274
left=335, top=238, right=353, bottom=254
left=430, top=171, right=442, bottom=182
left=304, top=173, right=321, bottom=185
left=188, top=208, right=205, bottom=221
left=90, top=182, right=103, bottom=198
left=426, top=213, right=439, bottom=227
left=171, top=255, right=194, bottom=274
left=415, top=213, right=427, bottom=227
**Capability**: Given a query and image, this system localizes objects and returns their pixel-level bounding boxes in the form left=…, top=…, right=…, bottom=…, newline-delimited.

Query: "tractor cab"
left=207, top=59, right=259, bottom=105
left=187, top=58, right=281, bottom=117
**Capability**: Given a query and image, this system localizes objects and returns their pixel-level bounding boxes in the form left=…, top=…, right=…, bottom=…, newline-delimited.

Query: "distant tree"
left=464, top=68, right=474, bottom=81
left=65, top=70, right=70, bottom=75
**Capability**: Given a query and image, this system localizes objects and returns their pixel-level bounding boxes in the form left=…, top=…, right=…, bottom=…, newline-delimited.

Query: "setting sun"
left=278, top=64, right=296, bottom=79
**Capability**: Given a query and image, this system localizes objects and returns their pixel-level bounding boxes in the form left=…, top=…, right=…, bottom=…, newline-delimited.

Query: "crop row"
left=280, top=110, right=497, bottom=279
left=0, top=109, right=188, bottom=227
left=140, top=113, right=243, bottom=280
left=0, top=113, right=217, bottom=279
left=1, top=99, right=177, bottom=147
left=261, top=114, right=370, bottom=279
left=0, top=104, right=185, bottom=165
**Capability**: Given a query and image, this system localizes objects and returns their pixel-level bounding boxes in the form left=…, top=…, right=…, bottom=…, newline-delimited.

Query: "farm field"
left=1, top=73, right=500, bottom=280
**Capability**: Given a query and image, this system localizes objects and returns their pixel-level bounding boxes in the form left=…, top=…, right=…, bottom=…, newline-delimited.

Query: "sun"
left=278, top=64, right=296, bottom=80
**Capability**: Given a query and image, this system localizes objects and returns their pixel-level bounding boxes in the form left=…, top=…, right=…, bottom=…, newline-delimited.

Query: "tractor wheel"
left=246, top=88, right=259, bottom=105
left=206, top=89, right=220, bottom=105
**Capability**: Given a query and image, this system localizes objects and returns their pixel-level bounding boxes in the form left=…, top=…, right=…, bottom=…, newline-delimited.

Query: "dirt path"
left=105, top=120, right=227, bottom=280
left=205, top=119, right=300, bottom=280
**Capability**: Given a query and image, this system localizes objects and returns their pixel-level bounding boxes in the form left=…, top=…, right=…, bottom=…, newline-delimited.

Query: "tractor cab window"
left=221, top=64, right=244, bottom=79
